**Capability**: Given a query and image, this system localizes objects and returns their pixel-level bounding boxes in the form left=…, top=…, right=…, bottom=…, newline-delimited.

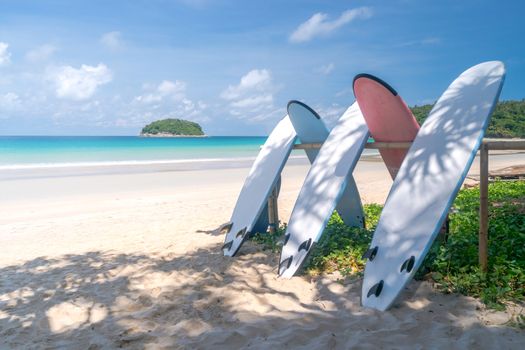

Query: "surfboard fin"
left=219, top=222, right=233, bottom=234
left=222, top=240, right=233, bottom=251
left=400, top=256, right=416, bottom=273
left=367, top=280, right=384, bottom=298
left=277, top=233, right=290, bottom=246
left=279, top=256, right=293, bottom=274
left=235, top=227, right=247, bottom=239
left=362, top=246, right=378, bottom=261
left=358, top=215, right=365, bottom=229
left=297, top=238, right=312, bottom=252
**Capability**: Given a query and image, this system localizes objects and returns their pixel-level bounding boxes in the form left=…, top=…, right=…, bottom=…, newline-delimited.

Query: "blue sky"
left=0, top=0, right=523, bottom=136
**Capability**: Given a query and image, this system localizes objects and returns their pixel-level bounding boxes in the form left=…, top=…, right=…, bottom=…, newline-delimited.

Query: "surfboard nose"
left=465, top=61, right=505, bottom=77
left=353, top=73, right=420, bottom=180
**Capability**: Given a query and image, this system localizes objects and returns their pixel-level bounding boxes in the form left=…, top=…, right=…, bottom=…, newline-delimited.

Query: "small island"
left=140, top=118, right=205, bottom=137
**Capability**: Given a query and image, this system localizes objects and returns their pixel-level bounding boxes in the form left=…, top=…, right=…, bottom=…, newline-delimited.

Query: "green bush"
left=305, top=205, right=381, bottom=277
left=251, top=223, right=288, bottom=253
left=419, top=181, right=525, bottom=308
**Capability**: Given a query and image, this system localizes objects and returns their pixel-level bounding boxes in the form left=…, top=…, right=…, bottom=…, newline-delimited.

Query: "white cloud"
left=316, top=63, right=335, bottom=75
left=100, top=31, right=123, bottom=50
left=116, top=98, right=209, bottom=128
left=290, top=7, right=372, bottom=43
left=135, top=80, right=187, bottom=103
left=25, top=44, right=56, bottom=62
left=231, top=94, right=273, bottom=108
left=51, top=63, right=113, bottom=100
left=158, top=80, right=185, bottom=96
left=0, top=92, right=21, bottom=110
left=126, top=79, right=208, bottom=127
left=221, top=69, right=277, bottom=121
left=0, top=42, right=12, bottom=66
left=221, top=69, right=272, bottom=100
left=397, top=37, right=442, bottom=47
left=335, top=87, right=353, bottom=98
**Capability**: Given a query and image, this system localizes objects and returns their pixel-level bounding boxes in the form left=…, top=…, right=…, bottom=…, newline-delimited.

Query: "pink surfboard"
left=353, top=74, right=420, bottom=179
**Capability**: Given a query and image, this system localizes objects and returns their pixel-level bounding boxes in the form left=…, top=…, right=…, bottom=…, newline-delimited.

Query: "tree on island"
left=141, top=118, right=205, bottom=136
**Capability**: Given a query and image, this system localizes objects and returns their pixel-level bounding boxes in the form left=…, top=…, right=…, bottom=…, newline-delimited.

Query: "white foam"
left=0, top=155, right=309, bottom=171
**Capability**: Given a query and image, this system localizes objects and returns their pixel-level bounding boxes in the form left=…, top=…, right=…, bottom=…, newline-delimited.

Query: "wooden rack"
left=267, top=138, right=525, bottom=272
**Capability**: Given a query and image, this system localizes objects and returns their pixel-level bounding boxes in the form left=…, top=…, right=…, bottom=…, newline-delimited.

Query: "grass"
left=250, top=181, right=525, bottom=309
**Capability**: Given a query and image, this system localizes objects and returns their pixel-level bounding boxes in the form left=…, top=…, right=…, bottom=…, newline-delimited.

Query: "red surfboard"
left=353, top=74, right=420, bottom=179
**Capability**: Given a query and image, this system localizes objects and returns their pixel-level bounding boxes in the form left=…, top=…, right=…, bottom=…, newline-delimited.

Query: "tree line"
left=410, top=99, right=525, bottom=138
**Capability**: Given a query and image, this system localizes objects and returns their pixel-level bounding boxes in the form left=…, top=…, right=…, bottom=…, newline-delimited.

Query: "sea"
left=0, top=136, right=377, bottom=174
left=0, top=136, right=269, bottom=169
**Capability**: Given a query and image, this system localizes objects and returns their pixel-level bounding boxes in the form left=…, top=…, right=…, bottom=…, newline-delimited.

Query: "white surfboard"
left=224, top=104, right=366, bottom=256
left=223, top=116, right=296, bottom=256
left=287, top=101, right=365, bottom=228
left=361, top=61, right=505, bottom=311
left=279, top=102, right=369, bottom=278
left=251, top=102, right=365, bottom=234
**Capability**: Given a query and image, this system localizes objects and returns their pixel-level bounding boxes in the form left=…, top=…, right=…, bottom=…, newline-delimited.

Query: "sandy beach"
left=1, top=153, right=524, bottom=349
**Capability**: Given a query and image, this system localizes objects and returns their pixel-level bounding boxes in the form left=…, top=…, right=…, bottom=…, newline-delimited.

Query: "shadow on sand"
left=0, top=240, right=523, bottom=349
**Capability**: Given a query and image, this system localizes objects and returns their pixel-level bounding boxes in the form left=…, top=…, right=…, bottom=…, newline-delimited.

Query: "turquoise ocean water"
left=0, top=136, right=269, bottom=169
left=0, top=136, right=376, bottom=170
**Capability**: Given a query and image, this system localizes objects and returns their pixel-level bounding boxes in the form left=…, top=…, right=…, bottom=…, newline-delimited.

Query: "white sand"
left=0, top=154, right=524, bottom=349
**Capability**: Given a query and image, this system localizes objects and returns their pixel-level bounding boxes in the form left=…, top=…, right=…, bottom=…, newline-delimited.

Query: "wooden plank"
left=483, top=138, right=525, bottom=150
left=293, top=143, right=322, bottom=150
left=293, top=141, right=413, bottom=150
left=479, top=143, right=489, bottom=272
left=293, top=138, right=525, bottom=151
left=365, top=141, right=413, bottom=149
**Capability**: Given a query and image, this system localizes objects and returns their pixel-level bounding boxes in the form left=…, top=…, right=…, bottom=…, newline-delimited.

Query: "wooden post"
left=479, top=143, right=489, bottom=272
left=268, top=186, right=279, bottom=234
left=438, top=214, right=450, bottom=243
